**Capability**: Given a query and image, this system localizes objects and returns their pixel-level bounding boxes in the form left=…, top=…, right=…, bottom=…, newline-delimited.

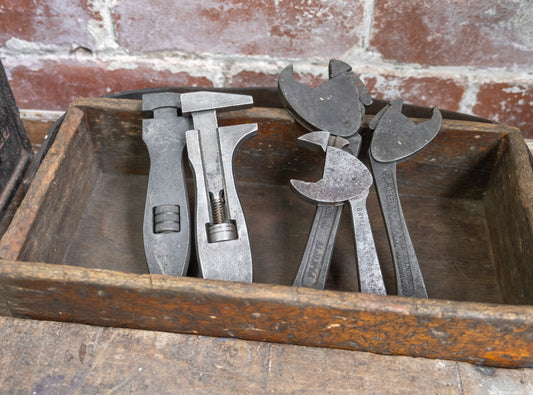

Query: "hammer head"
left=278, top=60, right=369, bottom=137
left=181, top=91, right=253, bottom=115
left=291, top=146, right=373, bottom=205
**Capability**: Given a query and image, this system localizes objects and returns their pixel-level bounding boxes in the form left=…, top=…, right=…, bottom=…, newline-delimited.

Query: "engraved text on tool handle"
left=369, top=156, right=428, bottom=298
left=293, top=204, right=343, bottom=289
left=348, top=196, right=386, bottom=295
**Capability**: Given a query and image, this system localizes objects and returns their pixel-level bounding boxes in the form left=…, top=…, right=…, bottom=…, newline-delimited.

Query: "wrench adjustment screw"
left=210, top=192, right=226, bottom=224
left=208, top=192, right=237, bottom=243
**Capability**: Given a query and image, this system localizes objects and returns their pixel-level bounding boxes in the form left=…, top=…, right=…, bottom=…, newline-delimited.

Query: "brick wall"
left=1, top=0, right=532, bottom=136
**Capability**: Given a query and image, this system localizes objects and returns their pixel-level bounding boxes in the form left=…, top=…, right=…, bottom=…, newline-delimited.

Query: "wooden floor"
left=1, top=316, right=532, bottom=394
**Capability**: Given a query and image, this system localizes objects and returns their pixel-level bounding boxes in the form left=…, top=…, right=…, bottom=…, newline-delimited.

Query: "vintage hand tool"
left=291, top=132, right=386, bottom=295
left=278, top=59, right=372, bottom=289
left=181, top=91, right=257, bottom=282
left=369, top=98, right=442, bottom=298
left=142, top=92, right=193, bottom=275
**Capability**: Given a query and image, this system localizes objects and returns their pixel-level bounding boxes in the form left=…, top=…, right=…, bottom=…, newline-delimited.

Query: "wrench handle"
left=348, top=197, right=386, bottom=295
left=369, top=155, right=428, bottom=298
left=142, top=117, right=191, bottom=276
left=293, top=204, right=343, bottom=289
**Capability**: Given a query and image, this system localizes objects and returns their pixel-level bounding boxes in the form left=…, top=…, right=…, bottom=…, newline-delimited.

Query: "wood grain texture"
left=21, top=119, right=55, bottom=150
left=1, top=98, right=533, bottom=368
left=1, top=316, right=532, bottom=393
left=0, top=106, right=99, bottom=263
left=74, top=98, right=507, bottom=195
left=60, top=172, right=501, bottom=303
left=484, top=132, right=533, bottom=304
left=0, top=260, right=532, bottom=368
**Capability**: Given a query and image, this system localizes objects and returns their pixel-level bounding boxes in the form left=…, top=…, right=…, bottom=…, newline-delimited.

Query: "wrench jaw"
left=328, top=59, right=373, bottom=108
left=277, top=62, right=367, bottom=137
left=291, top=146, right=373, bottom=206
left=290, top=146, right=385, bottom=294
left=297, top=131, right=331, bottom=153
left=296, top=131, right=350, bottom=153
left=370, top=99, right=443, bottom=163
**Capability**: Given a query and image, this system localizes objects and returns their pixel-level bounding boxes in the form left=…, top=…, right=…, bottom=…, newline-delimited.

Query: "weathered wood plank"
left=75, top=98, right=507, bottom=197
left=60, top=172, right=501, bottom=303
left=21, top=119, right=55, bottom=150
left=1, top=97, right=533, bottom=369
left=484, top=132, right=533, bottom=304
left=0, top=107, right=99, bottom=263
left=0, top=316, right=531, bottom=393
left=0, top=260, right=532, bottom=368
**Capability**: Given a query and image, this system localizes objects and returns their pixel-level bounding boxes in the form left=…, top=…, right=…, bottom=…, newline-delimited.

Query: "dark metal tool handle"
left=142, top=117, right=191, bottom=275
left=369, top=155, right=428, bottom=298
left=348, top=196, right=386, bottom=295
left=293, top=204, right=343, bottom=289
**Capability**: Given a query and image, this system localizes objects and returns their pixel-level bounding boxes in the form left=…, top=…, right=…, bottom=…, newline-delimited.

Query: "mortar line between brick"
left=1, top=51, right=531, bottom=86
left=87, top=0, right=120, bottom=51
left=458, top=79, right=481, bottom=115
left=361, top=0, right=376, bottom=49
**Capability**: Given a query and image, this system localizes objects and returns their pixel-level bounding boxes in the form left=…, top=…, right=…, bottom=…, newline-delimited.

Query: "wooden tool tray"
left=1, top=97, right=532, bottom=368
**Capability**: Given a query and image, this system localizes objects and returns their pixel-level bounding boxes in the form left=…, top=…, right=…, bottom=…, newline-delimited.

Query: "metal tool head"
left=291, top=146, right=373, bottom=205
left=329, top=59, right=372, bottom=106
left=297, top=131, right=349, bottom=152
left=278, top=60, right=371, bottom=137
left=142, top=92, right=182, bottom=119
left=370, top=99, right=442, bottom=163
left=142, top=92, right=181, bottom=111
left=181, top=91, right=253, bottom=114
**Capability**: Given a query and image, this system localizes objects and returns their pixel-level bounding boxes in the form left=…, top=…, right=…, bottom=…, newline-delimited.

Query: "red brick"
left=230, top=71, right=279, bottom=87
left=293, top=73, right=327, bottom=89
left=473, top=82, right=533, bottom=138
left=230, top=70, right=325, bottom=88
left=364, top=75, right=465, bottom=112
left=0, top=0, right=95, bottom=48
left=112, top=0, right=364, bottom=57
left=371, top=0, right=533, bottom=68
left=7, top=60, right=213, bottom=110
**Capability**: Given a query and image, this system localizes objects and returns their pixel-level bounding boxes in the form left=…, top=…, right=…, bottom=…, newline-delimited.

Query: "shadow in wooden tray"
left=0, top=98, right=532, bottom=368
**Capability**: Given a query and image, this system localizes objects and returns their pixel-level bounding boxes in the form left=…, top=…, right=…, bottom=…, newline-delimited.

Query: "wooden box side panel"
left=484, top=132, right=533, bottom=305
left=386, top=121, right=506, bottom=199
left=0, top=260, right=532, bottom=368
left=0, top=107, right=99, bottom=263
left=74, top=98, right=507, bottom=198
